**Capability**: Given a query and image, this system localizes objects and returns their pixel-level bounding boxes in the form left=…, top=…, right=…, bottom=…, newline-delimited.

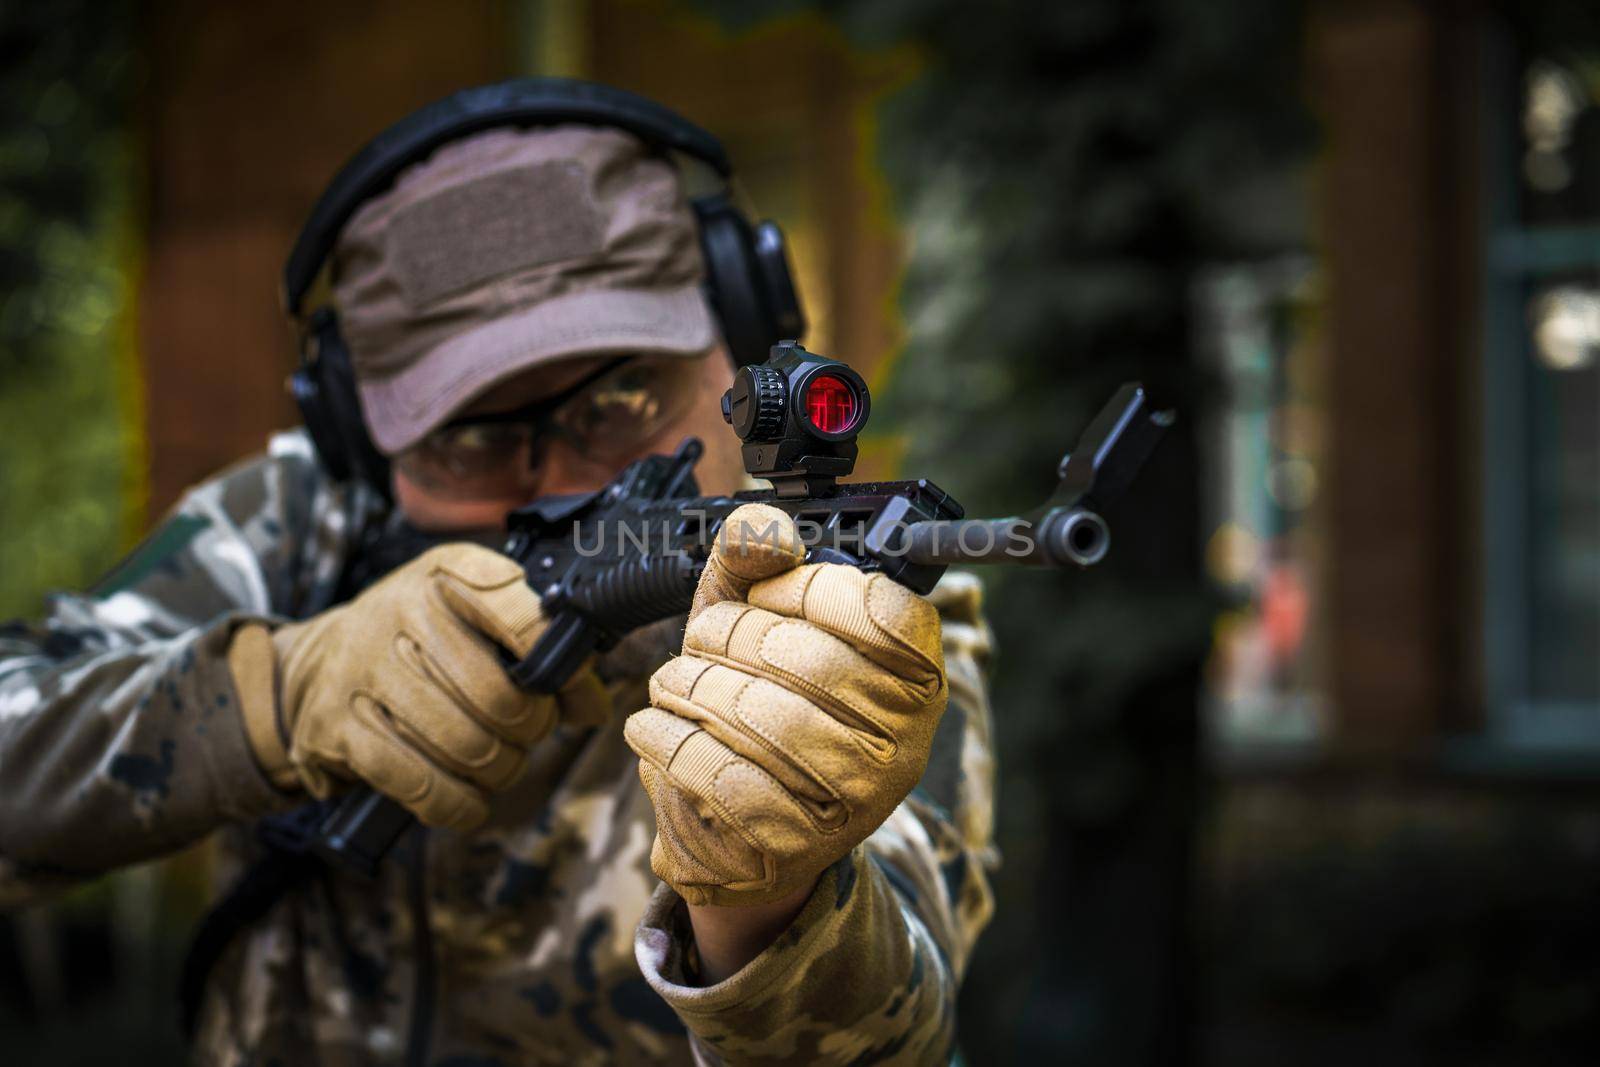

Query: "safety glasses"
left=393, top=355, right=702, bottom=501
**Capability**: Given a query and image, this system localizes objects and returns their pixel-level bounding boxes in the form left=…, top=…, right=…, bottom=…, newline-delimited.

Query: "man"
left=0, top=89, right=996, bottom=1065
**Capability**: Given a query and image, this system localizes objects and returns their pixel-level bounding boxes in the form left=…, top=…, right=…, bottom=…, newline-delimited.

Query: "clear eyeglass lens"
left=398, top=357, right=699, bottom=497
left=556, top=360, right=693, bottom=457
left=438, top=423, right=533, bottom=457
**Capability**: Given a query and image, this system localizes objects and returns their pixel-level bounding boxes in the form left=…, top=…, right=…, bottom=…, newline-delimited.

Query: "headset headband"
left=281, top=78, right=733, bottom=316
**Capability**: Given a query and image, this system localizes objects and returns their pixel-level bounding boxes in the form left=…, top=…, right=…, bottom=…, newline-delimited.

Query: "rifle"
left=316, top=341, right=1172, bottom=875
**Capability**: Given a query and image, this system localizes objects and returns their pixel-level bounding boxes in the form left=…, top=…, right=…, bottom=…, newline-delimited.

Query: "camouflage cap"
left=331, top=124, right=715, bottom=456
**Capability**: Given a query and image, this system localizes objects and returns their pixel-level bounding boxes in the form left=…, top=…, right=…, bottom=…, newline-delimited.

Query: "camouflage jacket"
left=0, top=430, right=998, bottom=1066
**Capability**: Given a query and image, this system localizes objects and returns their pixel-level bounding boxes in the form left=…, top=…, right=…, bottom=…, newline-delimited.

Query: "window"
left=1481, top=39, right=1600, bottom=747
left=1198, top=258, right=1327, bottom=753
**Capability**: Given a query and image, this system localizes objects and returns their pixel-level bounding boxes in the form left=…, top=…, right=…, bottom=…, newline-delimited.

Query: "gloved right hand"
left=228, top=544, right=607, bottom=831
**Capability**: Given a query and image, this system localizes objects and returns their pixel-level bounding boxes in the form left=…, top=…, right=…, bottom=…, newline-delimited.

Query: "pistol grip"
left=313, top=790, right=414, bottom=878
left=313, top=611, right=599, bottom=877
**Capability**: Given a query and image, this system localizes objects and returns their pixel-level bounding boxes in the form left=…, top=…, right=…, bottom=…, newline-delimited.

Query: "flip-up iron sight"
left=721, top=340, right=1170, bottom=570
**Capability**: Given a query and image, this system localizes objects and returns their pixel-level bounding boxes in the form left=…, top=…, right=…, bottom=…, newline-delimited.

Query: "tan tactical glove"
left=625, top=504, right=948, bottom=906
left=229, top=544, right=607, bottom=831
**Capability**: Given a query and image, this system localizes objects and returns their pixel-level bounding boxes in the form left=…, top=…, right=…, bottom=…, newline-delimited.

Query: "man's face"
left=390, top=345, right=746, bottom=533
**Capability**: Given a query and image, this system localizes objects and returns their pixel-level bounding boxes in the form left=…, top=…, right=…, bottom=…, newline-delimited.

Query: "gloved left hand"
left=625, top=504, right=948, bottom=907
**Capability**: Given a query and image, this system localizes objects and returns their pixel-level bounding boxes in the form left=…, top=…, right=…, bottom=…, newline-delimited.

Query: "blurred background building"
left=0, top=0, right=1596, bottom=1063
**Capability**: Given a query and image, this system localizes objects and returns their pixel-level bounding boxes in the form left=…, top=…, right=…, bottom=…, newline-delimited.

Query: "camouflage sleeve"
left=0, top=431, right=371, bottom=907
left=635, top=570, right=998, bottom=1065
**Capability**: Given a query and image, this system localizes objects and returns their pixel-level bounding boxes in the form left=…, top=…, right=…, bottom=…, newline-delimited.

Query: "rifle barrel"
left=903, top=508, right=1109, bottom=568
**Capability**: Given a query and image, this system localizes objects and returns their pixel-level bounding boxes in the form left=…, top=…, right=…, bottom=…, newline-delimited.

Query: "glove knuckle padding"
left=627, top=710, right=767, bottom=888
left=648, top=658, right=853, bottom=821
left=639, top=761, right=767, bottom=889
left=623, top=704, right=699, bottom=769
left=747, top=565, right=944, bottom=694
left=682, top=602, right=923, bottom=755
left=628, top=709, right=822, bottom=886
left=631, top=534, right=954, bottom=904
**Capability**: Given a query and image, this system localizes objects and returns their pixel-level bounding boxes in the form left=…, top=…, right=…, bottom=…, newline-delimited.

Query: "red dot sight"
left=720, top=340, right=871, bottom=497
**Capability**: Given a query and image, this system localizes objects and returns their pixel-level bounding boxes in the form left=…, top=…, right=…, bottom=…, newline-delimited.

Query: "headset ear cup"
left=695, top=194, right=780, bottom=367
left=293, top=308, right=392, bottom=497
left=752, top=220, right=805, bottom=343
left=291, top=319, right=352, bottom=482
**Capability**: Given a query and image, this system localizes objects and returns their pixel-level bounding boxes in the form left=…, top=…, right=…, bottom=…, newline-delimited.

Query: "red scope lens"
left=804, top=374, right=859, bottom=434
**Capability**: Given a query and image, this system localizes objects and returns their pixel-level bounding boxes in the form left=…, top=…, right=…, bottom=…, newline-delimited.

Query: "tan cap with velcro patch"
left=331, top=124, right=715, bottom=456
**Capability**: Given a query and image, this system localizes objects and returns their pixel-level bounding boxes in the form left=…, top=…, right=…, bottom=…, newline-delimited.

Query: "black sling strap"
left=178, top=519, right=447, bottom=1042
left=178, top=802, right=329, bottom=1038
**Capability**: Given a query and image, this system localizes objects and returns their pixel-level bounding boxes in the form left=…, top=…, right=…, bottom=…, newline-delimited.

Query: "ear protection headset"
left=282, top=78, right=806, bottom=495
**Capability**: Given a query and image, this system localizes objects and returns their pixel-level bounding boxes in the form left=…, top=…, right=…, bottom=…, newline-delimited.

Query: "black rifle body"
left=316, top=381, right=1167, bottom=874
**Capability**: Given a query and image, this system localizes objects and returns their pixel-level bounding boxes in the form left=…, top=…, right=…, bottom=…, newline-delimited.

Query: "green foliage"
left=0, top=0, right=140, bottom=618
